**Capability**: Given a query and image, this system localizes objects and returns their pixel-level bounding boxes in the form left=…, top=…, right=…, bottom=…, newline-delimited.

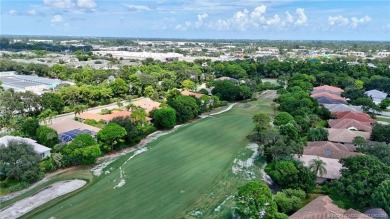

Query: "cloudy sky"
left=2, top=0, right=390, bottom=40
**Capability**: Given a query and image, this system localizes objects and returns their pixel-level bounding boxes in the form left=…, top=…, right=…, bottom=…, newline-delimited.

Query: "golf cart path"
left=0, top=180, right=86, bottom=219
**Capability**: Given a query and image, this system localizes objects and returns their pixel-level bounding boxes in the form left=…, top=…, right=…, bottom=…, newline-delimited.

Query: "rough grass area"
left=24, top=95, right=274, bottom=219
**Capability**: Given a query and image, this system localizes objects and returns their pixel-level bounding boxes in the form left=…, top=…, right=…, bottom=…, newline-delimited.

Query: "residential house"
left=181, top=90, right=204, bottom=99
left=303, top=141, right=360, bottom=159
left=299, top=141, right=361, bottom=182
left=0, top=136, right=51, bottom=159
left=323, top=104, right=363, bottom=113
left=311, top=92, right=347, bottom=101
left=313, top=85, right=344, bottom=95
left=328, top=118, right=372, bottom=132
left=365, top=89, right=388, bottom=105
left=290, top=195, right=373, bottom=219
left=311, top=92, right=348, bottom=104
left=333, top=111, right=376, bottom=123
left=327, top=128, right=371, bottom=145
left=364, top=209, right=388, bottom=219
left=50, top=119, right=101, bottom=135
left=76, top=110, right=152, bottom=124
left=132, top=98, right=161, bottom=113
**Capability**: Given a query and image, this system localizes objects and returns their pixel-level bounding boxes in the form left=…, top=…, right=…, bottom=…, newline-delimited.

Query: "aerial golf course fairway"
left=26, top=99, right=273, bottom=219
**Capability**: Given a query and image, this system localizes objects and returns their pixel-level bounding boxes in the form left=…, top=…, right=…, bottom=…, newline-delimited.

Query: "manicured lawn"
left=376, top=117, right=390, bottom=123
left=26, top=99, right=273, bottom=219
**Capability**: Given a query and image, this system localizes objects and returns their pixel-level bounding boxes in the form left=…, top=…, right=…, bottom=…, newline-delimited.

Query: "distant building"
left=0, top=136, right=51, bottom=159
left=365, top=89, right=388, bottom=105
left=0, top=73, right=62, bottom=95
left=347, top=51, right=365, bottom=57
left=377, top=51, right=390, bottom=58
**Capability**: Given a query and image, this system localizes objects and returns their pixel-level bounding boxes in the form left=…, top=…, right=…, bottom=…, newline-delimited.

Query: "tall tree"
left=235, top=181, right=279, bottom=219
left=97, top=123, right=127, bottom=151
left=0, top=140, right=42, bottom=182
left=309, top=158, right=327, bottom=177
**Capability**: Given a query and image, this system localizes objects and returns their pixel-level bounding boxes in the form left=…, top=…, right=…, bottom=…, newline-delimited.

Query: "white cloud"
left=295, top=8, right=307, bottom=26
left=125, top=4, right=153, bottom=12
left=267, top=14, right=281, bottom=26
left=51, top=14, right=64, bottom=26
left=195, top=13, right=208, bottom=28
left=350, top=15, right=371, bottom=28
left=43, top=0, right=74, bottom=9
left=328, top=15, right=349, bottom=26
left=175, top=21, right=191, bottom=31
left=9, top=10, right=18, bottom=16
left=328, top=15, right=371, bottom=29
left=77, top=0, right=97, bottom=9
left=285, top=11, right=294, bottom=23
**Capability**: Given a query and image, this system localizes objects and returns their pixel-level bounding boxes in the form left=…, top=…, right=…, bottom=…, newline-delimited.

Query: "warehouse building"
left=0, top=71, right=62, bottom=94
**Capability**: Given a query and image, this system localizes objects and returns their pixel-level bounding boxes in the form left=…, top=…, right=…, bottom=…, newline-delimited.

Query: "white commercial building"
left=0, top=72, right=62, bottom=95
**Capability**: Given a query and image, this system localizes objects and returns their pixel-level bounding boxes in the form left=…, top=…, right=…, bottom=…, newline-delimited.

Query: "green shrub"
left=7, top=181, right=30, bottom=192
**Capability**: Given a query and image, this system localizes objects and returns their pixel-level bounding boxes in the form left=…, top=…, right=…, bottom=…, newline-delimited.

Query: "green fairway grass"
left=25, top=98, right=273, bottom=219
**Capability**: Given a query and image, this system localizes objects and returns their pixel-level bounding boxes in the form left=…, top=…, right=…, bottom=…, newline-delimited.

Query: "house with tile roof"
left=311, top=89, right=342, bottom=96
left=311, top=92, right=346, bottom=101
left=313, top=85, right=344, bottom=94
left=299, top=155, right=343, bottom=181
left=76, top=110, right=152, bottom=124
left=314, top=96, right=348, bottom=104
left=333, top=111, right=376, bottom=123
left=181, top=90, right=204, bottom=99
left=298, top=141, right=361, bottom=181
left=327, top=128, right=371, bottom=145
left=132, top=98, right=161, bottom=113
left=323, top=104, right=363, bottom=113
left=365, top=89, right=388, bottom=105
left=290, top=195, right=373, bottom=219
left=311, top=92, right=348, bottom=104
left=304, top=141, right=360, bottom=159
left=328, top=118, right=372, bottom=132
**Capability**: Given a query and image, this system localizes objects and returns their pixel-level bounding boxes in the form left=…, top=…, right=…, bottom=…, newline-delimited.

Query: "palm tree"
left=309, top=157, right=327, bottom=177
left=125, top=103, right=136, bottom=111
left=130, top=107, right=147, bottom=125
left=74, top=105, right=87, bottom=117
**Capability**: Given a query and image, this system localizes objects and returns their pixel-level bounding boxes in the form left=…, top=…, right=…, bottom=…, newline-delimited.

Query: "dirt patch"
left=0, top=180, right=86, bottom=219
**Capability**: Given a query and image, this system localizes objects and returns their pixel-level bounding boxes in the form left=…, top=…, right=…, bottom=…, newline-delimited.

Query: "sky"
left=1, top=0, right=390, bottom=41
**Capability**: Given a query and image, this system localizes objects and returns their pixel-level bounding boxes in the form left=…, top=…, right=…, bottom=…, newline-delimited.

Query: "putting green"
left=28, top=101, right=271, bottom=219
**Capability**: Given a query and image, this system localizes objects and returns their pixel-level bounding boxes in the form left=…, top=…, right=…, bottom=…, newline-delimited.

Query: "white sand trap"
left=0, top=180, right=86, bottom=219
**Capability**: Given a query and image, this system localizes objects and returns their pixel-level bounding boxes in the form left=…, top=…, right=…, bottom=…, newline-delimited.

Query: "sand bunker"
left=0, top=180, right=86, bottom=219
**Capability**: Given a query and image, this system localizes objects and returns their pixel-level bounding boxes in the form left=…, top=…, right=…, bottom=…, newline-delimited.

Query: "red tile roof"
left=313, top=85, right=344, bottom=93
left=304, top=141, right=361, bottom=159
left=311, top=92, right=346, bottom=101
left=327, top=128, right=371, bottom=144
left=77, top=111, right=132, bottom=122
left=132, top=98, right=161, bottom=113
left=77, top=111, right=152, bottom=122
left=181, top=90, right=204, bottom=98
left=328, top=118, right=372, bottom=132
left=333, top=111, right=376, bottom=123
left=290, top=195, right=372, bottom=219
